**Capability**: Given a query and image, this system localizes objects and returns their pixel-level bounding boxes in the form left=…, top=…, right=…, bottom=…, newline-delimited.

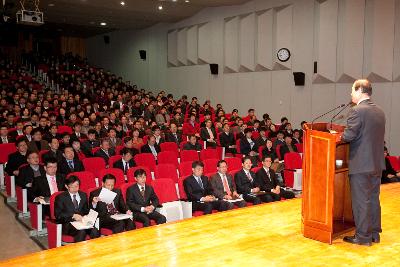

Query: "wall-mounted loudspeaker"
left=139, top=50, right=146, bottom=60
left=103, top=35, right=110, bottom=44
left=210, top=64, right=218, bottom=75
left=293, top=72, right=305, bottom=86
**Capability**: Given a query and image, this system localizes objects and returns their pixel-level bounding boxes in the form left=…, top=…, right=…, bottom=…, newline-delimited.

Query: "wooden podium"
left=301, top=122, right=354, bottom=244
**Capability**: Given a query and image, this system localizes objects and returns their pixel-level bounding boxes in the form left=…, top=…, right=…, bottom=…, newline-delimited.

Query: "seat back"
left=158, top=151, right=179, bottom=167
left=200, top=148, right=218, bottom=160
left=0, top=143, right=16, bottom=163
left=160, top=142, right=179, bottom=153
left=38, top=150, right=49, bottom=163
left=252, top=131, right=260, bottom=140
left=203, top=158, right=219, bottom=174
left=177, top=177, right=187, bottom=200
left=115, top=145, right=124, bottom=155
left=387, top=156, right=400, bottom=171
left=82, top=157, right=106, bottom=178
left=98, top=168, right=125, bottom=188
left=225, top=157, right=242, bottom=171
left=152, top=178, right=179, bottom=204
left=50, top=191, right=63, bottom=220
left=154, top=163, right=178, bottom=182
left=284, top=152, right=302, bottom=169
left=295, top=143, right=303, bottom=153
left=67, top=171, right=97, bottom=191
left=178, top=161, right=193, bottom=178
left=180, top=150, right=199, bottom=163
left=57, top=126, right=73, bottom=135
left=276, top=144, right=282, bottom=160
left=119, top=182, right=135, bottom=202
left=126, top=166, right=152, bottom=184
left=134, top=153, right=156, bottom=172
left=235, top=139, right=241, bottom=154
left=108, top=155, right=122, bottom=168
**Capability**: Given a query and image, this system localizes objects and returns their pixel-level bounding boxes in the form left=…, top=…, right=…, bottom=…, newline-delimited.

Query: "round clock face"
left=277, top=48, right=290, bottom=62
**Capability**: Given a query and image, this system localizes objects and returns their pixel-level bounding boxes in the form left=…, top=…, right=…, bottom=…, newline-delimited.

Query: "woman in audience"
left=131, top=128, right=144, bottom=150
left=382, top=147, right=400, bottom=183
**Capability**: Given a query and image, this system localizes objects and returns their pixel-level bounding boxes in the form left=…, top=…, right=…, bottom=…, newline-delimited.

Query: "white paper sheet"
left=70, top=209, right=98, bottom=230
left=98, top=188, right=117, bottom=204
left=110, top=214, right=132, bottom=220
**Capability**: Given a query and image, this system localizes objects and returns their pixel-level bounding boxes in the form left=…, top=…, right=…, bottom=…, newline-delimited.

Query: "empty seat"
left=157, top=151, right=179, bottom=167
left=178, top=161, right=194, bottom=178
left=152, top=178, right=179, bottom=204
left=82, top=157, right=106, bottom=178
left=203, top=158, right=219, bottom=174
left=180, top=150, right=199, bottom=163
left=98, top=168, right=125, bottom=188
left=225, top=157, right=242, bottom=171
left=108, top=155, right=122, bottom=168
left=134, top=153, right=156, bottom=172
left=283, top=152, right=302, bottom=188
left=154, top=163, right=178, bottom=183
left=200, top=148, right=218, bottom=160
left=160, top=142, right=179, bottom=154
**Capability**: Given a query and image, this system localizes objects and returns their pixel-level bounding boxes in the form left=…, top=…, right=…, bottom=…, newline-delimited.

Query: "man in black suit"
left=165, top=123, right=182, bottom=145
left=256, top=155, right=295, bottom=201
left=126, top=169, right=166, bottom=227
left=240, top=128, right=259, bottom=167
left=183, top=135, right=202, bottom=151
left=27, top=128, right=51, bottom=153
left=81, top=129, right=100, bottom=157
left=58, top=146, right=85, bottom=176
left=5, top=138, right=28, bottom=177
left=279, top=135, right=298, bottom=160
left=17, top=151, right=46, bottom=201
left=43, top=124, right=61, bottom=143
left=219, top=123, right=236, bottom=154
left=113, top=147, right=136, bottom=175
left=8, top=120, right=24, bottom=141
left=43, top=137, right=63, bottom=162
left=0, top=125, right=14, bottom=144
left=234, top=156, right=273, bottom=204
left=140, top=135, right=160, bottom=160
left=341, top=79, right=386, bottom=246
left=200, top=119, right=217, bottom=148
left=70, top=122, right=87, bottom=142
left=210, top=160, right=246, bottom=208
left=90, top=174, right=135, bottom=233
left=94, top=138, right=116, bottom=166
left=54, top=175, right=100, bottom=242
left=183, top=161, right=231, bottom=214
left=255, top=127, right=269, bottom=147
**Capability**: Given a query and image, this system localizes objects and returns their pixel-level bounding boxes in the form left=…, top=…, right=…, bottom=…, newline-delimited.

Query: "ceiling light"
left=185, top=0, right=189, bottom=2
left=48, top=3, right=55, bottom=6
left=158, top=5, right=163, bottom=10
left=172, top=0, right=177, bottom=2
left=100, top=22, right=107, bottom=26
left=120, top=1, right=125, bottom=5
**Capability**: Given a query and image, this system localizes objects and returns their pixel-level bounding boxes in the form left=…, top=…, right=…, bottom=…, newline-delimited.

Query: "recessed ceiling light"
left=48, top=3, right=55, bottom=6
left=100, top=22, right=107, bottom=26
left=172, top=0, right=177, bottom=2
left=185, top=0, right=189, bottom=2
left=158, top=5, right=163, bottom=10
left=120, top=1, right=125, bottom=5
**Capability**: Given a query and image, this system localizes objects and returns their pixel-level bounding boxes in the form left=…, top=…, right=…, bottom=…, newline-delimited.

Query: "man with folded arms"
left=55, top=175, right=100, bottom=242
left=184, top=161, right=232, bottom=214
left=210, top=160, right=246, bottom=209
left=17, top=151, right=45, bottom=202
left=90, top=174, right=135, bottom=233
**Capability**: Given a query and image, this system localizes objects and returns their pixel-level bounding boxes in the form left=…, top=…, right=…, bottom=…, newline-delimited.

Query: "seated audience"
left=131, top=128, right=144, bottom=150
left=58, top=146, right=85, bottom=176
left=183, top=135, right=202, bottom=151
left=82, top=129, right=100, bottom=157
left=28, top=128, right=50, bottom=152
left=292, top=129, right=302, bottom=145
left=113, top=148, right=136, bottom=175
left=182, top=114, right=200, bottom=137
left=70, top=122, right=87, bottom=142
left=94, top=138, right=116, bottom=165
left=279, top=135, right=298, bottom=160
left=0, top=125, right=14, bottom=143
left=140, top=135, right=160, bottom=160
left=5, top=138, right=28, bottom=177
left=17, top=151, right=45, bottom=201
left=219, top=123, right=236, bottom=154
left=165, top=123, right=182, bottom=145
left=200, top=119, right=217, bottom=148
left=255, top=127, right=269, bottom=147
left=240, top=128, right=259, bottom=167
left=108, top=128, right=122, bottom=149
left=43, top=137, right=63, bottom=162
left=382, top=147, right=400, bottom=183
left=152, top=126, right=165, bottom=146
left=273, top=131, right=286, bottom=148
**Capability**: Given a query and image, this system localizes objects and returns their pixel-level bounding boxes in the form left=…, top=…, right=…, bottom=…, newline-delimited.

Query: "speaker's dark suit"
left=113, top=159, right=136, bottom=174
left=342, top=99, right=386, bottom=243
left=54, top=191, right=100, bottom=242
left=183, top=175, right=231, bottom=214
left=209, top=173, right=246, bottom=208
left=200, top=127, right=217, bottom=148
left=57, top=157, right=84, bottom=176
left=234, top=169, right=272, bottom=204
left=219, top=132, right=237, bottom=154
left=126, top=184, right=166, bottom=226
left=255, top=167, right=294, bottom=201
left=94, top=148, right=115, bottom=165
left=89, top=188, right=135, bottom=233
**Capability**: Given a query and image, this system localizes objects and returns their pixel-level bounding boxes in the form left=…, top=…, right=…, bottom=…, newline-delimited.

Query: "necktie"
left=266, top=170, right=271, bottom=182
left=246, top=172, right=253, bottom=183
left=72, top=194, right=79, bottom=210
left=124, top=162, right=129, bottom=174
left=50, top=176, right=58, bottom=193
left=106, top=203, right=118, bottom=215
left=140, top=186, right=145, bottom=199
left=68, top=160, right=74, bottom=170
left=197, top=177, right=204, bottom=189
left=222, top=174, right=231, bottom=196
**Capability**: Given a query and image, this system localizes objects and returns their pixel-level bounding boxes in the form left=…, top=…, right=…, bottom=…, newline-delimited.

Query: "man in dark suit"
left=43, top=124, right=60, bottom=143
left=240, top=128, right=259, bottom=167
left=219, top=123, right=237, bottom=154
left=279, top=135, right=298, bottom=160
left=183, top=161, right=231, bottom=214
left=94, top=138, right=116, bottom=165
left=341, top=79, right=386, bottom=246
left=81, top=129, right=100, bottom=157
left=256, top=155, right=295, bottom=201
left=183, top=135, right=202, bottom=151
left=8, top=120, right=24, bottom=141
left=126, top=168, right=166, bottom=227
left=42, top=137, right=63, bottom=162
left=0, top=125, right=15, bottom=144
left=57, top=146, right=85, bottom=176
left=54, top=175, right=100, bottom=243
left=89, top=174, right=135, bottom=233
left=200, top=119, right=217, bottom=148
left=113, top=147, right=136, bottom=175
left=5, top=138, right=28, bottom=177
left=165, top=123, right=182, bottom=145
left=210, top=160, right=246, bottom=209
left=255, top=127, right=269, bottom=147
left=27, top=128, right=50, bottom=153
left=70, top=122, right=87, bottom=142
left=140, top=135, right=160, bottom=160
left=234, top=156, right=273, bottom=204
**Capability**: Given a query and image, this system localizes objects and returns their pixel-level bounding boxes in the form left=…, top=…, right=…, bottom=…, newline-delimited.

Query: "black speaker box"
left=210, top=64, right=218, bottom=75
left=103, top=35, right=110, bottom=44
left=139, top=50, right=147, bottom=60
left=293, top=72, right=305, bottom=86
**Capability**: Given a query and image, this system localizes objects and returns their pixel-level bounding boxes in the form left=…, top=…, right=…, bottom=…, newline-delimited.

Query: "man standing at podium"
left=341, top=79, right=385, bottom=246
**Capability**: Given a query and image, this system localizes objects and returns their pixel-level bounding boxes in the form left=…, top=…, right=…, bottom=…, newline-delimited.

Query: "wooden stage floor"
left=2, top=183, right=400, bottom=267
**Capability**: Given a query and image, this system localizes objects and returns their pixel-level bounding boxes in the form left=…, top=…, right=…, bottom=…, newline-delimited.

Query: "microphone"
left=311, top=104, right=346, bottom=130
left=329, top=102, right=352, bottom=130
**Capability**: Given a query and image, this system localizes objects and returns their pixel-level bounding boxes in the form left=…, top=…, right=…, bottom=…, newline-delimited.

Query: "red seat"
left=200, top=148, right=218, bottom=160
left=98, top=168, right=125, bottom=188
left=126, top=166, right=152, bottom=184
left=203, top=158, right=219, bottom=174
left=108, top=155, right=122, bottom=168
left=160, top=142, right=179, bottom=154
left=251, top=166, right=261, bottom=173
left=67, top=171, right=97, bottom=191
left=228, top=169, right=241, bottom=178
left=0, top=143, right=16, bottom=164
left=134, top=153, right=156, bottom=172
left=276, top=144, right=282, bottom=160
left=283, top=152, right=302, bottom=188
left=180, top=150, right=199, bottom=163
left=157, top=151, right=179, bottom=168
left=91, top=147, right=101, bottom=155
left=235, top=139, right=241, bottom=154
left=225, top=157, right=242, bottom=171
left=57, top=125, right=73, bottom=135
left=216, top=146, right=223, bottom=160
left=178, top=161, right=193, bottom=178
left=152, top=178, right=179, bottom=204
left=154, top=163, right=178, bottom=183
left=295, top=143, right=304, bottom=153
left=252, top=131, right=260, bottom=140
left=387, top=156, right=400, bottom=171
left=38, top=150, right=49, bottom=163
left=177, top=177, right=187, bottom=200
left=82, top=157, right=106, bottom=178
left=119, top=182, right=136, bottom=202
left=115, top=145, right=124, bottom=155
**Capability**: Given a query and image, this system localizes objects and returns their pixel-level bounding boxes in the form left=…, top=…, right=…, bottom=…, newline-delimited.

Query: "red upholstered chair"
left=387, top=156, right=400, bottom=172
left=98, top=168, right=125, bottom=188
left=154, top=163, right=179, bottom=183
left=295, top=143, right=304, bottom=153
left=200, top=148, right=218, bottom=160
left=57, top=125, right=73, bottom=135
left=134, top=153, right=156, bottom=172
left=91, top=147, right=101, bottom=155
left=67, top=171, right=97, bottom=191
left=108, top=155, right=122, bottom=168
left=216, top=146, right=224, bottom=160
left=38, top=150, right=49, bottom=163
left=160, top=142, right=179, bottom=154
left=276, top=144, right=282, bottom=160
left=203, top=158, right=219, bottom=174
left=252, top=131, right=260, bottom=140
left=115, top=145, right=124, bottom=155
left=119, top=182, right=136, bottom=203
left=158, top=151, right=179, bottom=168
left=178, top=161, right=194, bottom=178
left=225, top=157, right=242, bottom=172
left=82, top=157, right=106, bottom=178
left=152, top=178, right=179, bottom=204
left=126, top=166, right=152, bottom=184
left=0, top=143, right=17, bottom=196
left=283, top=152, right=302, bottom=188
left=180, top=150, right=199, bottom=163
left=235, top=139, right=241, bottom=154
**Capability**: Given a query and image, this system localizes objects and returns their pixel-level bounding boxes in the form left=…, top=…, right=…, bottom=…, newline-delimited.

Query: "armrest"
left=16, top=186, right=28, bottom=214
left=46, top=219, right=62, bottom=248
left=29, top=203, right=43, bottom=231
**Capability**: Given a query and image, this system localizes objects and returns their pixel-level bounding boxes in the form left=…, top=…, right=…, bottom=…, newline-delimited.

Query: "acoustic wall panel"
left=186, top=25, right=198, bottom=65
left=363, top=0, right=395, bottom=82
left=177, top=28, right=188, bottom=66
left=273, top=5, right=293, bottom=70
left=198, top=23, right=211, bottom=64
left=393, top=0, right=400, bottom=81
left=239, top=13, right=256, bottom=72
left=256, top=9, right=274, bottom=71
left=167, top=30, right=178, bottom=67
left=313, top=0, right=338, bottom=83
left=224, top=17, right=240, bottom=73
left=336, top=0, right=365, bottom=83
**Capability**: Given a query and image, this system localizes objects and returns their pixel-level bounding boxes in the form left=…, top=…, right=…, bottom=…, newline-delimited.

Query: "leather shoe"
left=372, top=237, right=380, bottom=243
left=343, top=236, right=372, bottom=246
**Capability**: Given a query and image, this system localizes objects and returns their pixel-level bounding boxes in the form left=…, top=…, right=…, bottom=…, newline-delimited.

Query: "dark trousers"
left=62, top=223, right=100, bottom=243
left=192, top=200, right=231, bottom=214
left=242, top=193, right=273, bottom=205
left=226, top=200, right=247, bottom=209
left=350, top=172, right=381, bottom=242
left=100, top=216, right=135, bottom=233
left=280, top=189, right=295, bottom=199
left=135, top=211, right=166, bottom=227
